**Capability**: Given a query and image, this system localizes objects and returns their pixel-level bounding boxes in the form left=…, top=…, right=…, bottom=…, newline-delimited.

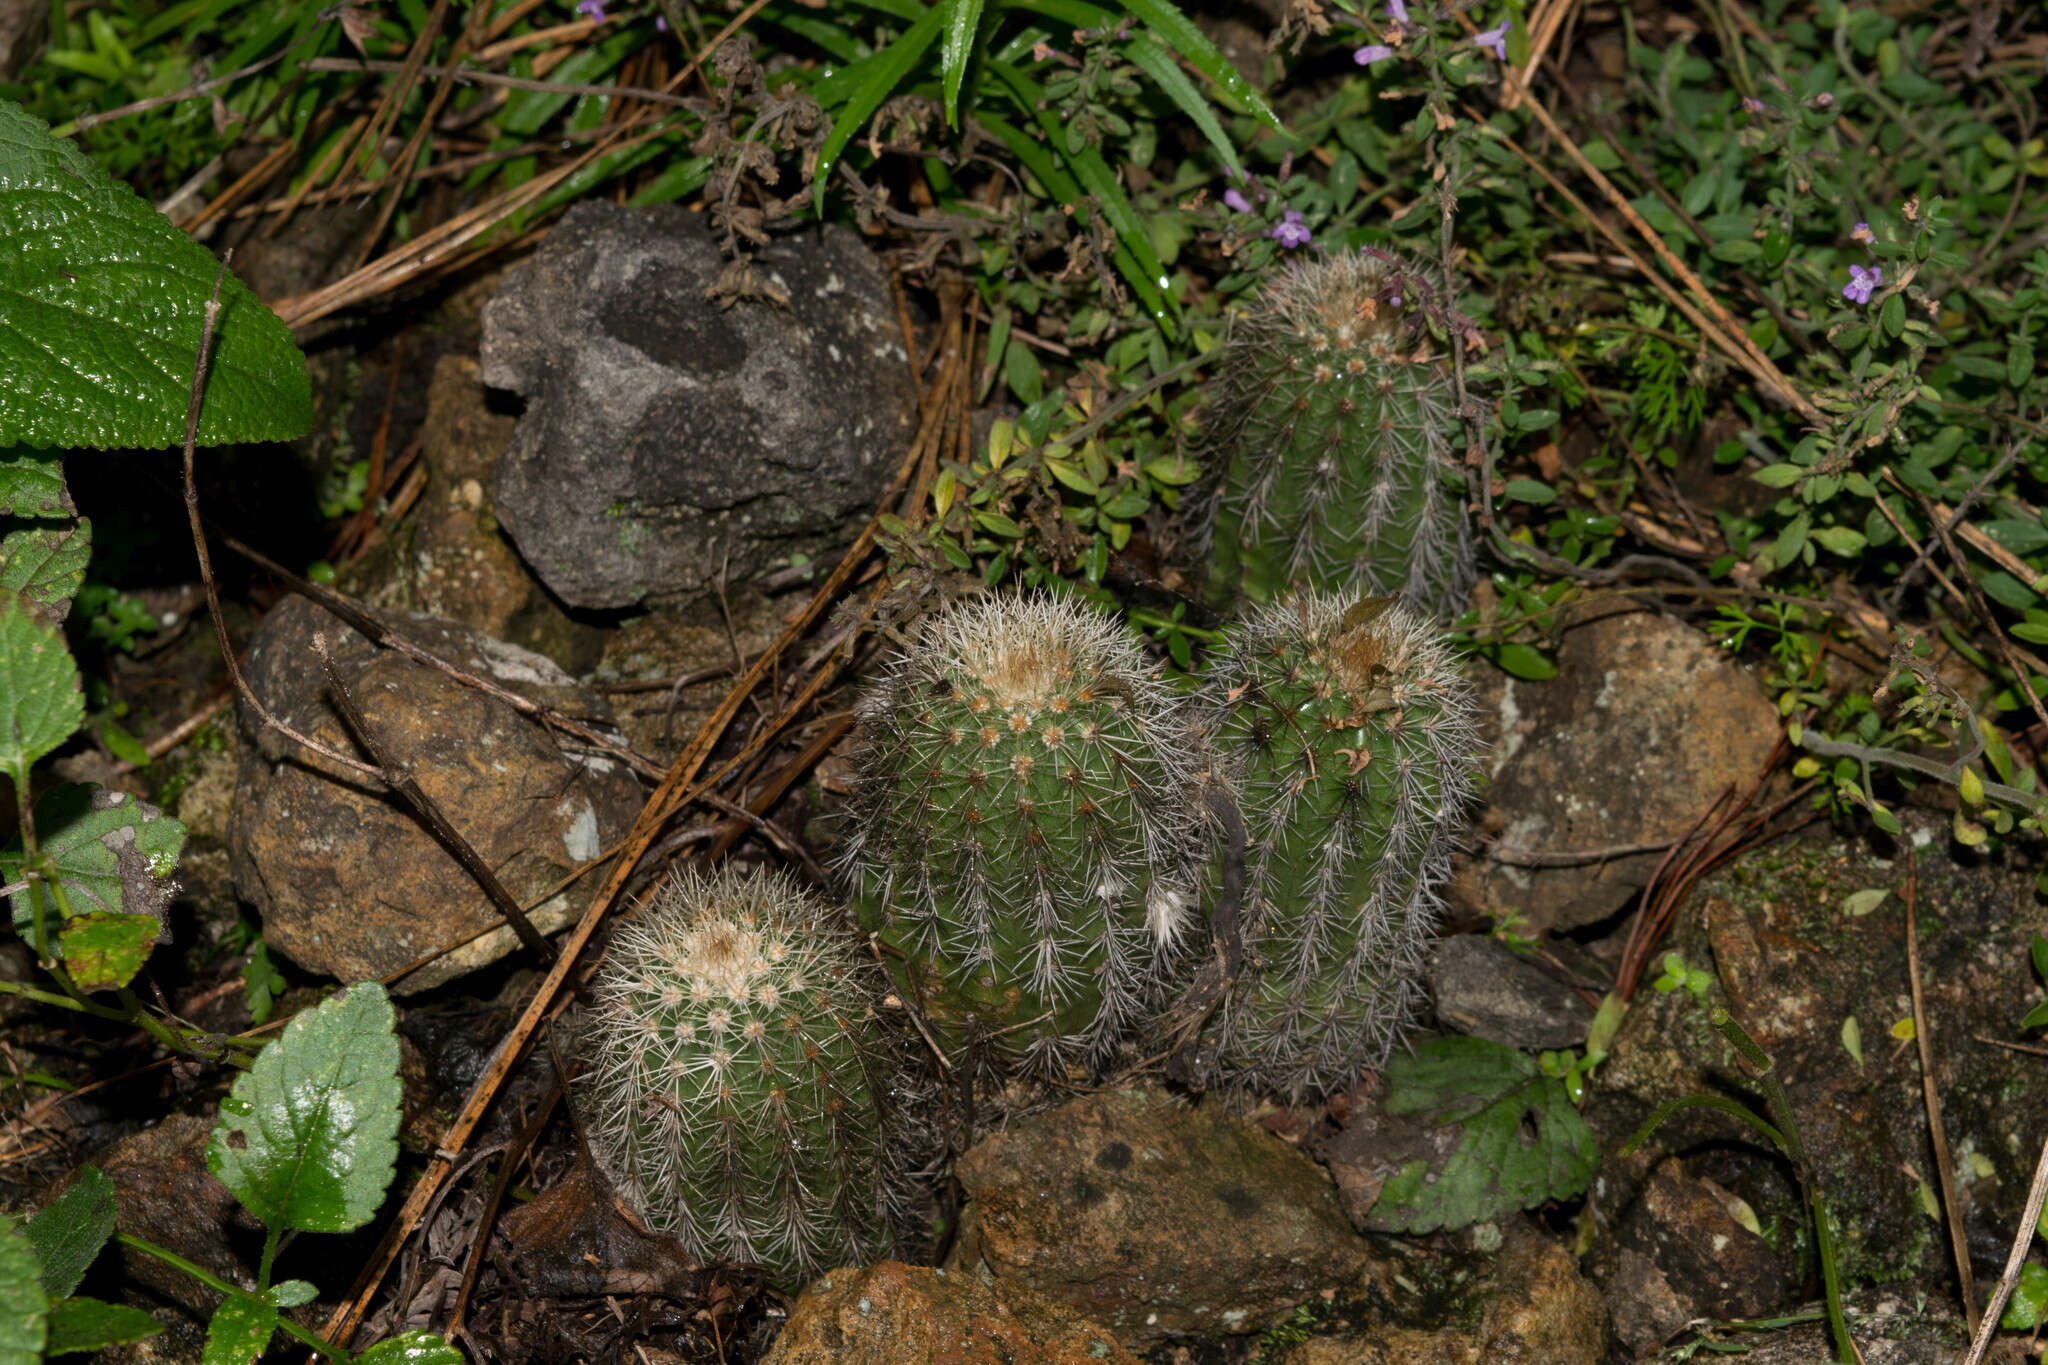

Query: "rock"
left=228, top=594, right=643, bottom=991
left=1457, top=607, right=1777, bottom=932
left=949, top=1087, right=1371, bottom=1345
left=589, top=592, right=785, bottom=757
left=0, top=0, right=46, bottom=80
left=1587, top=815, right=2048, bottom=1294
left=763, top=1261, right=1141, bottom=1365
left=1637, top=1288, right=1964, bottom=1362
left=344, top=353, right=604, bottom=672
left=479, top=201, right=916, bottom=610
left=1268, top=1232, right=1607, bottom=1364
left=90, top=1115, right=250, bottom=1317
left=1605, top=1160, right=1794, bottom=1355
left=1429, top=934, right=1595, bottom=1048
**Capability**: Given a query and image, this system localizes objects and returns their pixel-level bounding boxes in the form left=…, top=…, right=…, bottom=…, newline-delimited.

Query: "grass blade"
left=1123, top=34, right=1239, bottom=172
left=812, top=2, right=947, bottom=212
left=1117, top=0, right=1282, bottom=131
left=940, top=0, right=990, bottom=127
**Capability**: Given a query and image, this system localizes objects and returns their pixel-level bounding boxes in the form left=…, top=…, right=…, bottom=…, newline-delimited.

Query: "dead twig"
left=1964, top=1131, right=2048, bottom=1365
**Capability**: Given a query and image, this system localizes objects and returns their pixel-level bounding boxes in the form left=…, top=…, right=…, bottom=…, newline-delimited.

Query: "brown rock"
left=1607, top=1160, right=1793, bottom=1354
left=590, top=592, right=785, bottom=758
left=763, top=1261, right=1140, bottom=1365
left=950, top=1087, right=1371, bottom=1345
left=1458, top=608, right=1776, bottom=932
left=228, top=595, right=643, bottom=991
left=0, top=0, right=44, bottom=79
left=93, top=1115, right=249, bottom=1316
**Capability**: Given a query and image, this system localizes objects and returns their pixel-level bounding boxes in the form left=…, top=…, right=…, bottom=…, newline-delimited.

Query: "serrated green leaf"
left=0, top=592, right=82, bottom=779
left=208, top=982, right=401, bottom=1234
left=2001, top=1262, right=2048, bottom=1330
left=58, top=912, right=160, bottom=991
left=266, top=1280, right=316, bottom=1308
left=44, top=1297, right=163, bottom=1356
left=0, top=1214, right=47, bottom=1365
left=1491, top=642, right=1558, bottom=680
left=0, top=99, right=312, bottom=449
left=201, top=1296, right=276, bottom=1365
left=939, top=0, right=988, bottom=126
left=1123, top=35, right=1239, bottom=173
left=1368, top=1037, right=1596, bottom=1233
left=0, top=449, right=72, bottom=518
left=811, top=5, right=946, bottom=215
left=9, top=786, right=185, bottom=941
left=26, top=1166, right=114, bottom=1299
left=356, top=1331, right=466, bottom=1364
left=0, top=518, right=89, bottom=621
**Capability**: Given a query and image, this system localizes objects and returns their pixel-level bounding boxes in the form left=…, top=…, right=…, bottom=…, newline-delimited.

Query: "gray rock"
left=1456, top=607, right=1777, bottom=932
left=479, top=202, right=916, bottom=609
left=0, top=0, right=46, bottom=80
left=228, top=595, right=643, bottom=992
left=948, top=1086, right=1371, bottom=1346
left=1429, top=934, right=1595, bottom=1048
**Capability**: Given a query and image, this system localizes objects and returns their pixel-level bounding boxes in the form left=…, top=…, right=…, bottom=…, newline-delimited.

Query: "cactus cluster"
left=1198, top=247, right=1475, bottom=620
left=837, top=593, right=1202, bottom=1079
left=574, top=867, right=910, bottom=1281
left=1193, top=592, right=1480, bottom=1101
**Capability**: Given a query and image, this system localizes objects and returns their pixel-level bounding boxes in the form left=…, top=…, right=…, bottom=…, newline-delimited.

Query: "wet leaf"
left=2001, top=1261, right=2048, bottom=1330
left=58, top=912, right=161, bottom=991
left=0, top=519, right=89, bottom=620
left=208, top=982, right=401, bottom=1234
left=0, top=449, right=72, bottom=518
left=200, top=1296, right=275, bottom=1365
left=9, top=786, right=185, bottom=945
left=43, top=1297, right=163, bottom=1355
left=0, top=593, right=82, bottom=779
left=26, top=1166, right=114, bottom=1298
left=355, top=1331, right=466, bottom=1364
left=0, top=1214, right=47, bottom=1365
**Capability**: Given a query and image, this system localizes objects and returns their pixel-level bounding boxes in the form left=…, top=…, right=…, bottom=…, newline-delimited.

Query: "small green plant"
left=5, top=983, right=459, bottom=1364
left=1197, top=249, right=1476, bottom=618
left=1625, top=952, right=1853, bottom=1365
left=840, top=591, right=1202, bottom=1078
left=2020, top=932, right=2048, bottom=1033
left=1538, top=991, right=1625, bottom=1106
left=1192, top=592, right=1479, bottom=1099
left=576, top=867, right=915, bottom=1282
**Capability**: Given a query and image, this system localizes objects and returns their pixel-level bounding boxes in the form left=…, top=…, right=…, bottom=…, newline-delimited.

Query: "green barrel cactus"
left=1199, top=247, right=1475, bottom=619
left=839, top=592, right=1202, bottom=1079
left=1195, top=592, right=1480, bottom=1100
left=575, top=867, right=910, bottom=1280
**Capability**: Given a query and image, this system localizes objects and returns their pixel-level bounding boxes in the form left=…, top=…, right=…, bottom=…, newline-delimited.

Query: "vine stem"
left=115, top=1232, right=353, bottom=1364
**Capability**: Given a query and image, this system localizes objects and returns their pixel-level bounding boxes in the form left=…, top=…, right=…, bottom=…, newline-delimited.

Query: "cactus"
left=839, top=593, right=1202, bottom=1079
left=1195, top=592, right=1480, bottom=1101
left=575, top=866, right=911, bottom=1281
left=1198, top=247, right=1475, bottom=619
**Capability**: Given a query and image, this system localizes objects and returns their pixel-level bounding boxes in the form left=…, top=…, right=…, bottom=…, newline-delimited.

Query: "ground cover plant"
left=1, top=0, right=2048, bottom=1359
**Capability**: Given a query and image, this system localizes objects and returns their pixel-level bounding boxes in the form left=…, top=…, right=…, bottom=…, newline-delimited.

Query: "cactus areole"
left=841, top=594, right=1200, bottom=1076
left=1198, top=593, right=1481, bottom=1101
left=1201, top=248, right=1475, bottom=619
left=575, top=867, right=905, bottom=1280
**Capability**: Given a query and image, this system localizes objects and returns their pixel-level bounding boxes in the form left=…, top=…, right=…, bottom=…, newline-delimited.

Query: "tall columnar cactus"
left=1199, top=248, right=1476, bottom=619
left=1196, top=592, right=1480, bottom=1101
left=575, top=867, right=910, bottom=1281
left=840, top=593, right=1202, bottom=1078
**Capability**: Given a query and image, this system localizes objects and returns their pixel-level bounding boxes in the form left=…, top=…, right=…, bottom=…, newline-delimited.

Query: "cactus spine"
left=1196, top=592, right=1479, bottom=1101
left=840, top=593, right=1201, bottom=1078
left=576, top=867, right=908, bottom=1280
left=1200, top=248, right=1475, bottom=619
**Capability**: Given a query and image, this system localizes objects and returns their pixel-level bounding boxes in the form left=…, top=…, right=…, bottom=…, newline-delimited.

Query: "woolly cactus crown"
left=839, top=592, right=1203, bottom=1079
left=574, top=866, right=910, bottom=1281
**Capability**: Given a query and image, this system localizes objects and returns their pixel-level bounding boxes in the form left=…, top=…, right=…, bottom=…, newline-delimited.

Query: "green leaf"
left=0, top=99, right=313, bottom=449
left=1841, top=1014, right=1862, bottom=1066
left=811, top=5, right=946, bottom=215
left=1502, top=479, right=1556, bottom=503
left=58, top=912, right=161, bottom=991
left=2001, top=1262, right=2048, bottom=1330
left=0, top=449, right=73, bottom=519
left=201, top=1296, right=276, bottom=1365
left=2023, top=999, right=2048, bottom=1031
left=1753, top=463, right=1805, bottom=487
left=1491, top=643, right=1558, bottom=680
left=1840, top=888, right=1888, bottom=918
left=208, top=982, right=402, bottom=1234
left=356, top=1331, right=466, bottom=1365
left=1122, top=35, right=1239, bottom=173
left=1983, top=519, right=2048, bottom=556
left=939, top=0, right=988, bottom=126
left=9, top=786, right=186, bottom=942
left=44, top=1297, right=163, bottom=1356
left=26, top=1166, right=114, bottom=1299
left=0, top=593, right=82, bottom=779
left=1113, top=0, right=1281, bottom=132
left=2010, top=341, right=2036, bottom=390
left=0, top=519, right=90, bottom=621
left=1367, top=1037, right=1597, bottom=1233
left=243, top=941, right=287, bottom=1026
left=0, top=1215, right=47, bottom=1365
left=1709, top=239, right=1762, bottom=263
left=1811, top=525, right=1867, bottom=556
left=266, top=1280, right=316, bottom=1308
left=1881, top=292, right=1906, bottom=337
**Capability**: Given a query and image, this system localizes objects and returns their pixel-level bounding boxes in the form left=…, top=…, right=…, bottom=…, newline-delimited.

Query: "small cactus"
left=575, top=867, right=910, bottom=1281
left=839, top=593, right=1201, bottom=1078
left=1195, top=592, right=1480, bottom=1101
left=1198, top=248, right=1475, bottom=619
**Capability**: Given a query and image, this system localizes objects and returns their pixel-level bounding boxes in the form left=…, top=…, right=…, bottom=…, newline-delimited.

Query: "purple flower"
left=1474, top=19, right=1509, bottom=59
left=1843, top=264, right=1882, bottom=305
left=1741, top=96, right=1766, bottom=114
left=1851, top=220, right=1873, bottom=244
left=1355, top=42, right=1395, bottom=64
left=1267, top=209, right=1312, bottom=249
left=1813, top=91, right=1834, bottom=108
left=575, top=0, right=607, bottom=19
left=656, top=14, right=668, bottom=29
left=1223, top=188, right=1253, bottom=213
left=1386, top=0, right=1409, bottom=25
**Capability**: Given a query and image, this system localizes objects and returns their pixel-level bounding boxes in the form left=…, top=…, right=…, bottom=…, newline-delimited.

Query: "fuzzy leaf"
left=266, top=1280, right=316, bottom=1308
left=201, top=1296, right=276, bottom=1365
left=0, top=1214, right=47, bottom=1365
left=9, top=786, right=185, bottom=947
left=2001, top=1262, right=2048, bottom=1330
left=0, top=592, right=82, bottom=779
left=58, top=912, right=161, bottom=991
left=1368, top=1036, right=1596, bottom=1234
left=25, top=1165, right=114, bottom=1299
left=208, top=982, right=401, bottom=1234
left=43, top=1297, right=163, bottom=1356
left=355, top=1332, right=466, bottom=1364
left=0, top=100, right=313, bottom=449
left=0, top=519, right=89, bottom=620
left=0, top=449, right=72, bottom=518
